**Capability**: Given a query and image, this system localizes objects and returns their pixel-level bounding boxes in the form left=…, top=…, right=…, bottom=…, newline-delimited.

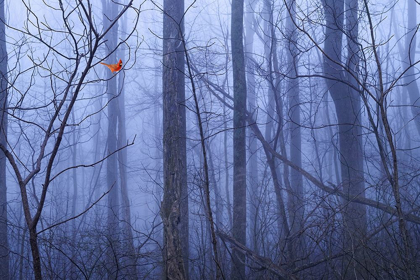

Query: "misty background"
left=0, top=0, right=419, bottom=279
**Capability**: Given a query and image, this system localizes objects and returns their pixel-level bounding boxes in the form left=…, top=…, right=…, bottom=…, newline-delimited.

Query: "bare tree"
left=285, top=0, right=304, bottom=261
left=101, top=0, right=121, bottom=277
left=0, top=0, right=8, bottom=278
left=0, top=1, right=136, bottom=278
left=0, top=0, right=419, bottom=279
left=117, top=10, right=137, bottom=279
left=321, top=0, right=367, bottom=276
left=161, top=0, right=189, bottom=278
left=244, top=0, right=259, bottom=257
left=402, top=0, right=420, bottom=137
left=231, top=0, right=247, bottom=278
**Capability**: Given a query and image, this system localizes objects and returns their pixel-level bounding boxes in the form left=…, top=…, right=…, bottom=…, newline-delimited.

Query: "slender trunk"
left=18, top=227, right=27, bottom=280
left=263, top=0, right=275, bottom=145
left=270, top=18, right=296, bottom=266
left=222, top=32, right=233, bottom=229
left=323, top=94, right=341, bottom=185
left=117, top=11, right=137, bottom=279
left=273, top=87, right=295, bottom=265
left=153, top=60, right=163, bottom=279
left=29, top=227, right=42, bottom=280
left=245, top=0, right=259, bottom=255
left=102, top=0, right=120, bottom=275
left=207, top=143, right=227, bottom=271
left=223, top=98, right=232, bottom=228
left=231, top=0, right=247, bottom=278
left=70, top=111, right=78, bottom=279
left=207, top=144, right=221, bottom=230
left=261, top=0, right=278, bottom=255
left=285, top=0, right=304, bottom=260
left=265, top=148, right=293, bottom=267
left=118, top=92, right=137, bottom=279
left=0, top=0, right=8, bottom=277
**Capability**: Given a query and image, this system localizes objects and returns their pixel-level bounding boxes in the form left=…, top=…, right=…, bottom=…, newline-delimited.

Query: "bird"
left=100, top=59, right=123, bottom=73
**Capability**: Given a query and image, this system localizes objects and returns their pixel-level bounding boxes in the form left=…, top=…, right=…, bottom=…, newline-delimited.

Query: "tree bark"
left=231, top=0, right=247, bottom=278
left=162, top=0, right=188, bottom=278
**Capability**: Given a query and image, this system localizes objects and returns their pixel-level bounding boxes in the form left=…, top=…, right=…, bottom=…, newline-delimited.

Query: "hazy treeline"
left=0, top=0, right=419, bottom=279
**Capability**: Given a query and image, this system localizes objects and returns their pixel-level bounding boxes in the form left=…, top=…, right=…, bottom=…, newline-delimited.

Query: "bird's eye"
left=119, top=63, right=122, bottom=66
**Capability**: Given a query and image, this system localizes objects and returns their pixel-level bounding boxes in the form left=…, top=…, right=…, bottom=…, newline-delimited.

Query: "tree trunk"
left=161, top=0, right=188, bottom=278
left=231, top=0, right=247, bottom=278
left=207, top=142, right=228, bottom=275
left=152, top=59, right=163, bottom=279
left=403, top=0, right=420, bottom=137
left=29, top=227, right=42, bottom=280
left=0, top=0, right=8, bottom=278
left=102, top=0, right=120, bottom=276
left=285, top=0, right=304, bottom=263
left=117, top=11, right=137, bottom=279
left=223, top=98, right=233, bottom=229
left=221, top=32, right=233, bottom=229
left=265, top=3, right=296, bottom=264
left=245, top=0, right=259, bottom=256
left=262, top=0, right=275, bottom=145
left=322, top=0, right=367, bottom=277
left=70, top=111, right=78, bottom=279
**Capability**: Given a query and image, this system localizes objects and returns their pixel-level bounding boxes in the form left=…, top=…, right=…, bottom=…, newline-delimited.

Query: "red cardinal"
left=100, top=59, right=123, bottom=73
